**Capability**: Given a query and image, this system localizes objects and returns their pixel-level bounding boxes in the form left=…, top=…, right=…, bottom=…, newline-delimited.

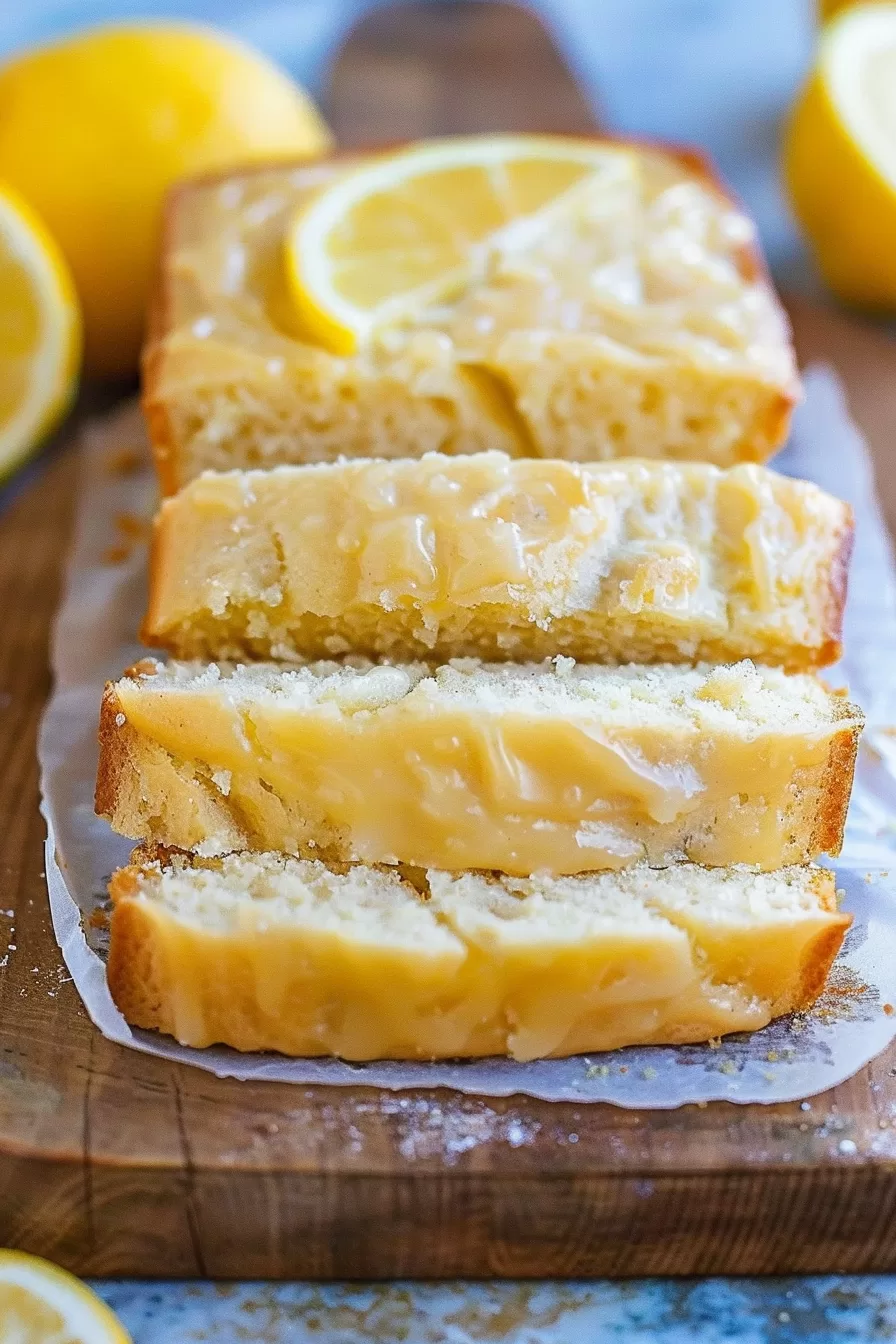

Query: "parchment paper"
left=37, top=368, right=896, bottom=1106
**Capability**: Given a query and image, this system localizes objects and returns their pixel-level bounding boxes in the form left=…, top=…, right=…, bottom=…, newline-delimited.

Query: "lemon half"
left=0, top=1251, right=130, bottom=1343
left=0, top=184, right=80, bottom=481
left=285, top=134, right=637, bottom=354
left=784, top=3, right=896, bottom=308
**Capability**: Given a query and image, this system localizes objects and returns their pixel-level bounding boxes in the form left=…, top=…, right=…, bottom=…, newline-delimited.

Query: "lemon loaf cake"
left=144, top=454, right=851, bottom=668
left=108, top=850, right=848, bottom=1060
left=96, top=658, right=862, bottom=874
left=144, top=136, right=799, bottom=493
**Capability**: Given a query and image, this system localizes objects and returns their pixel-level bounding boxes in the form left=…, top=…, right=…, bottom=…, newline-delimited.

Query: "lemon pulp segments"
left=0, top=1251, right=131, bottom=1342
left=0, top=185, right=80, bottom=479
left=285, top=135, right=638, bottom=353
left=826, top=3, right=896, bottom=189
left=784, top=4, right=896, bottom=308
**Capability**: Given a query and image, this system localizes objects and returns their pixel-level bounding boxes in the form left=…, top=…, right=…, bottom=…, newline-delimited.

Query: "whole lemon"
left=818, top=0, right=888, bottom=16
left=0, top=24, right=332, bottom=377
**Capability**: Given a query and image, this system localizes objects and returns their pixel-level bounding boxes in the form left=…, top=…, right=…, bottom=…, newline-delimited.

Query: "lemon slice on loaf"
left=285, top=134, right=637, bottom=354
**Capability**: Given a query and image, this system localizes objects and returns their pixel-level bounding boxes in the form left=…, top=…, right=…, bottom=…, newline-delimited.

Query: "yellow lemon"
left=818, top=0, right=887, bottom=18
left=0, top=23, right=332, bottom=377
left=0, top=1250, right=131, bottom=1342
left=784, top=3, right=896, bottom=309
left=0, top=183, right=80, bottom=480
left=285, top=134, right=637, bottom=354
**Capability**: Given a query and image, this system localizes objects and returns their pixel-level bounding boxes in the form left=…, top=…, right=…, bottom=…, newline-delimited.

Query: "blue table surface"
left=91, top=1277, right=896, bottom=1341
left=12, top=2, right=893, bottom=1336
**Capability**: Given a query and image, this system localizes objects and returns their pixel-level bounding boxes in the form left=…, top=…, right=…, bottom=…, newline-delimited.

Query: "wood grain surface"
left=2, top=0, right=896, bottom=1279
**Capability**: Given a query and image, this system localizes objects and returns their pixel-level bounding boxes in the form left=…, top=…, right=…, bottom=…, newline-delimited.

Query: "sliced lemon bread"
left=96, top=658, right=861, bottom=875
left=108, top=850, right=848, bottom=1060
left=144, top=138, right=798, bottom=493
left=144, top=454, right=851, bottom=669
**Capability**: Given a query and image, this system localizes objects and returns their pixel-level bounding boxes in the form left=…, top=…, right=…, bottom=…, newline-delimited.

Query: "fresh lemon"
left=818, top=0, right=888, bottom=18
left=0, top=1251, right=131, bottom=1342
left=285, top=134, right=636, bottom=355
left=0, top=183, right=80, bottom=481
left=0, top=24, right=332, bottom=378
left=784, top=3, right=896, bottom=309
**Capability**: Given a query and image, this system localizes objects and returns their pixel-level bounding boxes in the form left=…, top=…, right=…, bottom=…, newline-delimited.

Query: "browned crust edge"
left=95, top=663, right=169, bottom=831
left=811, top=706, right=863, bottom=859
left=818, top=506, right=855, bottom=667
left=141, top=183, right=181, bottom=496
left=140, top=134, right=799, bottom=495
left=787, top=869, right=852, bottom=1014
left=107, top=891, right=173, bottom=1035
left=140, top=510, right=168, bottom=647
left=94, top=682, right=130, bottom=825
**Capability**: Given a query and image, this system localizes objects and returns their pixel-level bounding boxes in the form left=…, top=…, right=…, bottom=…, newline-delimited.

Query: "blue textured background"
left=92, top=1276, right=896, bottom=1341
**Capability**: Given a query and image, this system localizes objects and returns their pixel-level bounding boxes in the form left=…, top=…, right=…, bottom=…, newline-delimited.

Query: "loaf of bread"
left=144, top=454, right=851, bottom=669
left=107, top=849, right=848, bottom=1060
left=96, top=658, right=861, bottom=874
left=144, top=140, right=799, bottom=493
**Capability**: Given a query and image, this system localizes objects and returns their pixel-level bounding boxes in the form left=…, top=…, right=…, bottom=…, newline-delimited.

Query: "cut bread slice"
left=96, top=658, right=862, bottom=875
left=143, top=141, right=799, bottom=494
left=144, top=454, right=851, bottom=669
left=108, top=849, right=849, bottom=1060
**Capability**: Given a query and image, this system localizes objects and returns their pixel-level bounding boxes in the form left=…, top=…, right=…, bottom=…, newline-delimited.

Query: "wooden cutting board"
left=2, top=2, right=896, bottom=1279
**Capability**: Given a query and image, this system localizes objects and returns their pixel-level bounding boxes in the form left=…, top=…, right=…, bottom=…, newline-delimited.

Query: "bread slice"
left=144, top=454, right=851, bottom=669
left=96, top=658, right=862, bottom=874
left=143, top=140, right=799, bottom=494
left=107, top=849, right=849, bottom=1060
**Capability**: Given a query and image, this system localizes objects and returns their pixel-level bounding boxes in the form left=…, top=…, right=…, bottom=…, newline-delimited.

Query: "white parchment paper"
left=37, top=368, right=896, bottom=1106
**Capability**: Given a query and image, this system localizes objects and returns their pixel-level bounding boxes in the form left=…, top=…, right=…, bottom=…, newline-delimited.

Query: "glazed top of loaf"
left=154, top=141, right=797, bottom=389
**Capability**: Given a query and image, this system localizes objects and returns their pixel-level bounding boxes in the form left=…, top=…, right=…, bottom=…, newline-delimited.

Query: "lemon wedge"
left=0, top=184, right=80, bottom=481
left=0, top=1251, right=130, bottom=1342
left=285, top=134, right=636, bottom=354
left=784, top=2, right=896, bottom=308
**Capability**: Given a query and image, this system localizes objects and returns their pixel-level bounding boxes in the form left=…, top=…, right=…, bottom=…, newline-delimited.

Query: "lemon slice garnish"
left=0, top=184, right=80, bottom=480
left=0, top=1251, right=131, bottom=1342
left=285, top=134, right=637, bottom=354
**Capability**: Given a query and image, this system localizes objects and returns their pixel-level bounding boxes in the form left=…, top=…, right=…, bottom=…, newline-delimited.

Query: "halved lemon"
left=0, top=183, right=81, bottom=482
left=784, top=3, right=896, bottom=308
left=0, top=1251, right=131, bottom=1342
left=285, top=134, right=636, bottom=354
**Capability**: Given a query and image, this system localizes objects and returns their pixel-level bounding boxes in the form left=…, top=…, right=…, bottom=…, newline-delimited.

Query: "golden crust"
left=94, top=682, right=130, bottom=825
left=141, top=136, right=800, bottom=494
left=788, top=902, right=850, bottom=1015
left=820, top=506, right=854, bottom=665
left=142, top=172, right=181, bottom=497
left=107, top=885, right=170, bottom=1032
left=811, top=696, right=861, bottom=859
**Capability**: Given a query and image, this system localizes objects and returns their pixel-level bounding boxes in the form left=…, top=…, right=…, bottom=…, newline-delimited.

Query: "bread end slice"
left=108, top=851, right=850, bottom=1061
